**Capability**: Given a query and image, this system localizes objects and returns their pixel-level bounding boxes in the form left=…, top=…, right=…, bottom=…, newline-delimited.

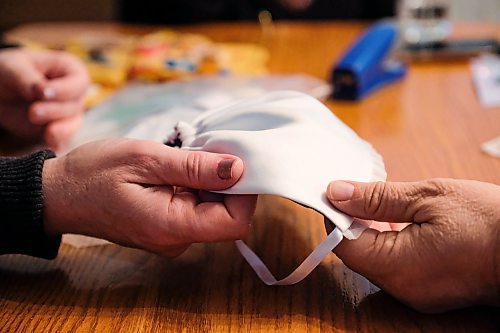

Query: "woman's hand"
left=42, top=139, right=257, bottom=257
left=0, top=49, right=89, bottom=150
left=326, top=178, right=500, bottom=313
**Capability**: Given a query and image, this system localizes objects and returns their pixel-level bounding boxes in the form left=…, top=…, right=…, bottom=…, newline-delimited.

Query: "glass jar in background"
left=397, top=0, right=453, bottom=45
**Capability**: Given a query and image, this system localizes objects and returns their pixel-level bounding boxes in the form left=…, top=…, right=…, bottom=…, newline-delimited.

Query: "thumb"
left=127, top=141, right=244, bottom=191
left=326, top=180, right=437, bottom=292
left=326, top=180, right=435, bottom=222
left=168, top=149, right=244, bottom=190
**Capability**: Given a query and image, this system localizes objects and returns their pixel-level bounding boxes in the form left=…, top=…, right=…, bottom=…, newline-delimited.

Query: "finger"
left=326, top=180, right=443, bottom=223
left=44, top=113, right=83, bottom=151
left=35, top=52, right=90, bottom=101
left=193, top=195, right=257, bottom=242
left=2, top=57, right=46, bottom=101
left=172, top=190, right=200, bottom=207
left=0, top=100, right=45, bottom=139
left=123, top=140, right=245, bottom=191
left=223, top=194, right=258, bottom=226
left=333, top=229, right=397, bottom=277
left=168, top=194, right=257, bottom=243
left=29, top=99, right=84, bottom=124
left=333, top=224, right=420, bottom=282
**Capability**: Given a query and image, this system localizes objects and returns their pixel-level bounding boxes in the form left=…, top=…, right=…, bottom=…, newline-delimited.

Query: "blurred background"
left=1, top=0, right=499, bottom=33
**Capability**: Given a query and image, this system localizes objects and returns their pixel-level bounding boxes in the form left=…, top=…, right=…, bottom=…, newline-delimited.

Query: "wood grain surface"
left=1, top=21, right=499, bottom=332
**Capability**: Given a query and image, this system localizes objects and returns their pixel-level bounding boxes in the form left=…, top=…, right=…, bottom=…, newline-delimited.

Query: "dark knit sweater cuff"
left=0, top=38, right=21, bottom=50
left=0, top=150, right=61, bottom=259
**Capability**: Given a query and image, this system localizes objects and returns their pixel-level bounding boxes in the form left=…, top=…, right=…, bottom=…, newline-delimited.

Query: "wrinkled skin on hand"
left=326, top=178, right=500, bottom=313
left=0, top=49, right=89, bottom=150
left=42, top=139, right=257, bottom=257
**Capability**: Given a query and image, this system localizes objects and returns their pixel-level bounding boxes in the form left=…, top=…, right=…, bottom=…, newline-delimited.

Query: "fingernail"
left=217, top=158, right=235, bottom=180
left=43, top=87, right=56, bottom=99
left=328, top=181, right=354, bottom=201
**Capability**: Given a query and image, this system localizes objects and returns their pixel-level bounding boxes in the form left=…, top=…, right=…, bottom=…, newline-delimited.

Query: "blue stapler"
left=331, top=22, right=407, bottom=100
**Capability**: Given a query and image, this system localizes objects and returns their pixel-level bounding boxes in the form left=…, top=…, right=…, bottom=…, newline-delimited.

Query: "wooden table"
left=1, top=21, right=499, bottom=332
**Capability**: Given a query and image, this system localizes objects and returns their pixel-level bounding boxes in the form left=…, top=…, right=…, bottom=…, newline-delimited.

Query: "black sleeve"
left=0, top=35, right=21, bottom=50
left=0, top=42, right=20, bottom=50
left=0, top=150, right=61, bottom=259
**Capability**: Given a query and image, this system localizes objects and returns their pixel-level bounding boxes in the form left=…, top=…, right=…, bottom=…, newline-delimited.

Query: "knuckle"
left=125, top=141, right=158, bottom=168
left=190, top=212, right=250, bottom=243
left=127, top=140, right=150, bottom=158
left=184, top=152, right=202, bottom=186
left=421, top=178, right=454, bottom=197
left=411, top=178, right=458, bottom=213
left=363, top=181, right=390, bottom=216
left=376, top=231, right=399, bottom=256
left=365, top=232, right=400, bottom=275
left=165, top=199, right=196, bottom=243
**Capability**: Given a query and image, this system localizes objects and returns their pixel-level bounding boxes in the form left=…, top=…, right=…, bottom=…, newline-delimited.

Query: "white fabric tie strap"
left=235, top=227, right=343, bottom=285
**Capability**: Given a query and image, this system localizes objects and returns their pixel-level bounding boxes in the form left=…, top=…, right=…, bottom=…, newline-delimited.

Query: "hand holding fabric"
left=326, top=178, right=500, bottom=313
left=42, top=139, right=257, bottom=257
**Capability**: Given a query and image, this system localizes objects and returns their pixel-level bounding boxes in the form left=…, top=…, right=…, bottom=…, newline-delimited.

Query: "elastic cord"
left=235, top=227, right=343, bottom=285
